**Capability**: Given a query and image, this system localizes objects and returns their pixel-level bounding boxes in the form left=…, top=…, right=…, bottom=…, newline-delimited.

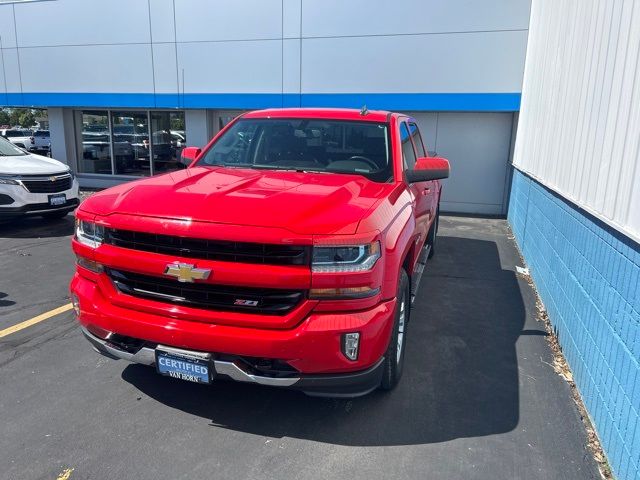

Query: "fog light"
left=71, top=294, right=80, bottom=317
left=342, top=332, right=360, bottom=361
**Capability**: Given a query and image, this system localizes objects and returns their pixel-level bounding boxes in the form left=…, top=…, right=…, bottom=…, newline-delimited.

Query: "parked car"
left=0, top=128, right=36, bottom=152
left=32, top=130, right=51, bottom=154
left=0, top=136, right=79, bottom=220
left=71, top=108, right=449, bottom=397
left=82, top=132, right=134, bottom=174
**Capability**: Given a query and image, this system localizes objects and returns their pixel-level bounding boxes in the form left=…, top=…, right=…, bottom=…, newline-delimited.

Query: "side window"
left=408, top=122, right=426, bottom=158
left=400, top=122, right=417, bottom=170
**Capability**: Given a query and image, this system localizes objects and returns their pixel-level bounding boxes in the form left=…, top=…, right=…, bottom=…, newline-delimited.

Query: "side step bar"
left=410, top=244, right=430, bottom=304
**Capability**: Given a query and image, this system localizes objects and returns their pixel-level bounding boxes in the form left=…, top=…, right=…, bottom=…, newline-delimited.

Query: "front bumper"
left=0, top=198, right=79, bottom=219
left=71, top=271, right=395, bottom=397
left=82, top=326, right=385, bottom=397
left=0, top=181, right=80, bottom=219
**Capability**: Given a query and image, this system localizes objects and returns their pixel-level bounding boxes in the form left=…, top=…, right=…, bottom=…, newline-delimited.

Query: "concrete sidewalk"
left=0, top=215, right=600, bottom=479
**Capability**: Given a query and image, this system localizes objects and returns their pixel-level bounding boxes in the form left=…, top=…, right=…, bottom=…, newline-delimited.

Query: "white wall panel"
left=152, top=43, right=178, bottom=94
left=19, top=45, right=154, bottom=93
left=1, top=48, right=20, bottom=92
left=513, top=0, right=640, bottom=242
left=282, top=39, right=300, bottom=94
left=0, top=55, right=4, bottom=96
left=149, top=0, right=176, bottom=44
left=302, top=0, right=530, bottom=37
left=283, top=0, right=302, bottom=39
left=177, top=41, right=282, bottom=93
left=301, top=31, right=527, bottom=93
left=13, top=0, right=150, bottom=47
left=174, top=0, right=282, bottom=42
left=0, top=3, right=17, bottom=48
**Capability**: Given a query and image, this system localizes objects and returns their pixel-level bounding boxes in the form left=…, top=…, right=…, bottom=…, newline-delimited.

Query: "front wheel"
left=379, top=269, right=410, bottom=391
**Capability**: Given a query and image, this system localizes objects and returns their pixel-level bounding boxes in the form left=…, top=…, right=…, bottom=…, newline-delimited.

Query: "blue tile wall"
left=508, top=169, right=640, bottom=480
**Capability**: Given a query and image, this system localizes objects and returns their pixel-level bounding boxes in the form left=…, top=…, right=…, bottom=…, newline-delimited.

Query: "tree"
left=0, top=109, right=10, bottom=126
left=18, top=110, right=37, bottom=128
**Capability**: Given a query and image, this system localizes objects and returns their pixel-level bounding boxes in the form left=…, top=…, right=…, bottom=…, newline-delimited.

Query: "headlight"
left=0, top=176, right=20, bottom=185
left=75, top=219, right=104, bottom=248
left=312, top=241, right=381, bottom=273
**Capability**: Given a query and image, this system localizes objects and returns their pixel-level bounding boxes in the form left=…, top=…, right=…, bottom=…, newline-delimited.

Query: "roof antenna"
left=360, top=104, right=369, bottom=116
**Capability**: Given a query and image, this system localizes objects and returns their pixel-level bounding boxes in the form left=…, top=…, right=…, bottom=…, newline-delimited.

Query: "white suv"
left=0, top=129, right=36, bottom=151
left=0, top=136, right=79, bottom=221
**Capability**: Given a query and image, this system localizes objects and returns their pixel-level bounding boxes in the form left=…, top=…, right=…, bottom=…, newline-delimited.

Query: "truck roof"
left=242, top=108, right=392, bottom=123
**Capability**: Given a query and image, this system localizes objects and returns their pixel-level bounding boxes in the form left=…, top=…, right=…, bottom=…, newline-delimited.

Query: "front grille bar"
left=104, top=228, right=311, bottom=266
left=107, top=268, right=305, bottom=315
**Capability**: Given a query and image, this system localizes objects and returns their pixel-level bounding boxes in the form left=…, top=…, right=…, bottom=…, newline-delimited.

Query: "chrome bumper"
left=81, top=326, right=385, bottom=397
left=80, top=326, right=299, bottom=387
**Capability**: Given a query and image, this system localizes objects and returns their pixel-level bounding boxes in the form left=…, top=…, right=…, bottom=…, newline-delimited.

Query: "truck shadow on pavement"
left=123, top=234, right=539, bottom=446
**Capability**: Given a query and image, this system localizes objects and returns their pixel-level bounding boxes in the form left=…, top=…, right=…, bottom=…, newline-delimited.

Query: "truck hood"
left=0, top=153, right=70, bottom=175
left=81, top=166, right=395, bottom=235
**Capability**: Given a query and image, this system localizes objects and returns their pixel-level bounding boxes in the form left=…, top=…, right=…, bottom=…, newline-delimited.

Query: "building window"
left=111, top=111, right=151, bottom=176
left=80, top=111, right=112, bottom=175
left=151, top=111, right=186, bottom=174
left=77, top=110, right=185, bottom=176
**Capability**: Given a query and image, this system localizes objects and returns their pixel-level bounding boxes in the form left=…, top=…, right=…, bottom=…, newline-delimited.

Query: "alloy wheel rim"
left=397, top=296, right=406, bottom=363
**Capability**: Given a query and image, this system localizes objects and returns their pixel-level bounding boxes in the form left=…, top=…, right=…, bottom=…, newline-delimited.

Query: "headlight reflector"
left=312, top=241, right=380, bottom=273
left=0, top=176, right=20, bottom=185
left=75, top=219, right=104, bottom=248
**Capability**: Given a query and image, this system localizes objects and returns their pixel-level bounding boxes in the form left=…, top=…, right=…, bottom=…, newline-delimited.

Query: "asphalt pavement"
left=0, top=215, right=600, bottom=480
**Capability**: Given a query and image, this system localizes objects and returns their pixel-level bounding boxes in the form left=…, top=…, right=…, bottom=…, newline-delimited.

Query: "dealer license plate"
left=155, top=347, right=212, bottom=384
left=49, top=194, right=66, bottom=206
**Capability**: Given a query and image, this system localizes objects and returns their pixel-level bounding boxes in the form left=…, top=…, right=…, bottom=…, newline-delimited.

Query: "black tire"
left=41, top=210, right=69, bottom=220
left=427, top=208, right=439, bottom=259
left=379, top=269, right=410, bottom=391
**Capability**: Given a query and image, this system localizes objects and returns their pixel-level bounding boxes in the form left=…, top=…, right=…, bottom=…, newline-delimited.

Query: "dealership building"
left=0, top=0, right=529, bottom=214
left=2, top=1, right=640, bottom=479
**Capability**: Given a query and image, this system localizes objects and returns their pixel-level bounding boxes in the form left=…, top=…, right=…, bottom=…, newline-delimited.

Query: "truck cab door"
left=400, top=121, right=430, bottom=253
left=407, top=121, right=437, bottom=221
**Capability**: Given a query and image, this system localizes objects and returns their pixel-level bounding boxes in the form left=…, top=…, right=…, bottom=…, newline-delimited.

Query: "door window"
left=408, top=122, right=426, bottom=158
left=400, top=122, right=417, bottom=170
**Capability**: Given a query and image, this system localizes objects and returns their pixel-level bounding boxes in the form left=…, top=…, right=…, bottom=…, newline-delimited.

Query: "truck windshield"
left=0, top=136, right=27, bottom=156
left=196, top=118, right=392, bottom=182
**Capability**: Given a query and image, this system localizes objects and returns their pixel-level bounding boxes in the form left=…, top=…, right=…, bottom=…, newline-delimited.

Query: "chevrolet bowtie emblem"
left=49, top=176, right=57, bottom=182
left=164, top=263, right=211, bottom=283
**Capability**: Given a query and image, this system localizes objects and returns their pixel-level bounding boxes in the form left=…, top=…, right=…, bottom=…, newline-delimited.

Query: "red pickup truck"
left=71, top=108, right=449, bottom=397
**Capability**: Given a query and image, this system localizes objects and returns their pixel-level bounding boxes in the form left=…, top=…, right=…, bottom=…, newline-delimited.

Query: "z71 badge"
left=234, top=299, right=259, bottom=307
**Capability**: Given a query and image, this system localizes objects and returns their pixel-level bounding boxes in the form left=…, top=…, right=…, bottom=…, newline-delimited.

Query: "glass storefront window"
left=79, top=111, right=112, bottom=174
left=111, top=111, right=150, bottom=176
left=77, top=109, right=186, bottom=176
left=151, top=111, right=186, bottom=173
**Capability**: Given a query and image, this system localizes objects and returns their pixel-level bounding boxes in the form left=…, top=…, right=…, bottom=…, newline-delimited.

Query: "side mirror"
left=405, top=156, right=450, bottom=183
left=180, top=146, right=201, bottom=166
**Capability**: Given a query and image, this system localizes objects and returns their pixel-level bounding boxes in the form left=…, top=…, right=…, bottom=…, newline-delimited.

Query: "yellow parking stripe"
left=0, top=303, right=73, bottom=339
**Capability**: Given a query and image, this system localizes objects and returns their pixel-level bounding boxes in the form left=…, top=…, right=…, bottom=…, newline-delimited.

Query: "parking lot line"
left=0, top=303, right=73, bottom=339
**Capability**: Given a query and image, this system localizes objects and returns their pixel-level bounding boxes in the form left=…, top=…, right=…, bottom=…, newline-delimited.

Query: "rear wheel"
left=379, top=269, right=409, bottom=391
